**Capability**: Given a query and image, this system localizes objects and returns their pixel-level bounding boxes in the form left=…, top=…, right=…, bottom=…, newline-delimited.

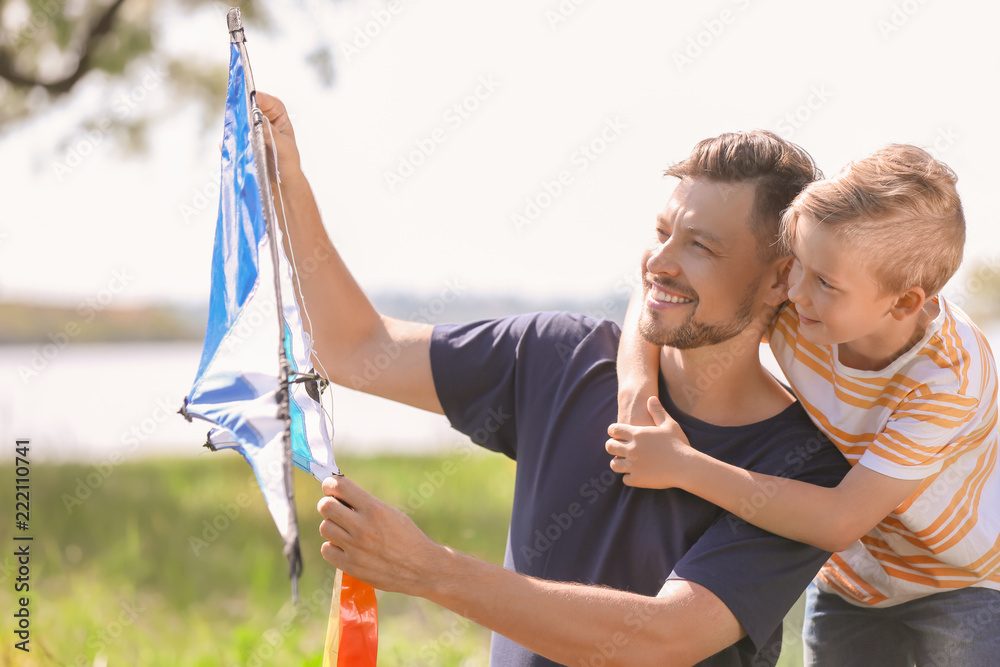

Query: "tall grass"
left=0, top=452, right=803, bottom=666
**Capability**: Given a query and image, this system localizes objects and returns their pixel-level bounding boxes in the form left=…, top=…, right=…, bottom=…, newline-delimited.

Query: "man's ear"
left=890, top=286, right=926, bottom=320
left=762, top=256, right=794, bottom=307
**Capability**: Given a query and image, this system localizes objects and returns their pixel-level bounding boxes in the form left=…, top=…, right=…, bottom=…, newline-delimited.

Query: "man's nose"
left=645, top=240, right=681, bottom=277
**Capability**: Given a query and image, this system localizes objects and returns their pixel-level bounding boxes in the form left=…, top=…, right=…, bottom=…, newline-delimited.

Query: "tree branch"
left=0, top=0, right=128, bottom=95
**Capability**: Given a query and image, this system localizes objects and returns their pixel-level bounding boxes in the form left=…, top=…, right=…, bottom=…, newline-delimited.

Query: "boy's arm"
left=258, top=92, right=442, bottom=414
left=607, top=398, right=921, bottom=552
left=616, top=290, right=662, bottom=426
left=319, top=476, right=745, bottom=666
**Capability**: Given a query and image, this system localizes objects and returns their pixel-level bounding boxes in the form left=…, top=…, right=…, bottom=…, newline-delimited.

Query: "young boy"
left=609, top=144, right=1000, bottom=665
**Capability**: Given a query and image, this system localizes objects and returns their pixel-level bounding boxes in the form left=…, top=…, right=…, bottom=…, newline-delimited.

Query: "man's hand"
left=256, top=91, right=302, bottom=179
left=318, top=476, right=445, bottom=596
left=607, top=396, right=699, bottom=489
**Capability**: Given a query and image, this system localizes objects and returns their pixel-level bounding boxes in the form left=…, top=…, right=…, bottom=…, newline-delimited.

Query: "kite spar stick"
left=227, top=6, right=302, bottom=603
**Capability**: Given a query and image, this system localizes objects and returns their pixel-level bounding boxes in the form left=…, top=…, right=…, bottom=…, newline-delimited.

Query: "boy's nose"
left=787, top=279, right=808, bottom=306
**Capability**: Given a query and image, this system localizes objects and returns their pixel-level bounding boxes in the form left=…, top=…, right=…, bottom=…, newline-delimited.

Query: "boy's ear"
left=762, top=256, right=794, bottom=307
left=889, top=286, right=926, bottom=320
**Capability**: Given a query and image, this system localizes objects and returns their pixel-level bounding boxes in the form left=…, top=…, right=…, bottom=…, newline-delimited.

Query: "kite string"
left=266, top=120, right=337, bottom=429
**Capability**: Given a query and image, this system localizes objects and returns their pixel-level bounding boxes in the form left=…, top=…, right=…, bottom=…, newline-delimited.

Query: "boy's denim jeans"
left=803, top=581, right=1000, bottom=666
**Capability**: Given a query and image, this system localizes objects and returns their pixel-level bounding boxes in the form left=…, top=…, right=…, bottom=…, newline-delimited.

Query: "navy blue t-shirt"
left=430, top=312, right=849, bottom=666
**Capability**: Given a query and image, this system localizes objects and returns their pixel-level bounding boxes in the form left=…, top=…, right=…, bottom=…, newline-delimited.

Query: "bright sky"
left=3, top=0, right=999, bottom=309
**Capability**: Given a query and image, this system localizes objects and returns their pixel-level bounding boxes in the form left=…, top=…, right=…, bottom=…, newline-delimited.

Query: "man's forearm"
left=275, top=170, right=379, bottom=376
left=419, top=546, right=741, bottom=667
left=319, top=476, right=743, bottom=665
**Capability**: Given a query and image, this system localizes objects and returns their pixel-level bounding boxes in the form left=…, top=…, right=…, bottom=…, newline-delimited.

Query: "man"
left=258, top=92, right=849, bottom=666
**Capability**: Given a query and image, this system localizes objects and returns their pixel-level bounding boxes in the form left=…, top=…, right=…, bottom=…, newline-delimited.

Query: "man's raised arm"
left=257, top=93, right=442, bottom=414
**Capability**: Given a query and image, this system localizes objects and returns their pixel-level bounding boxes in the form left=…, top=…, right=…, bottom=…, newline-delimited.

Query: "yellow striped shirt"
left=769, top=296, right=1000, bottom=606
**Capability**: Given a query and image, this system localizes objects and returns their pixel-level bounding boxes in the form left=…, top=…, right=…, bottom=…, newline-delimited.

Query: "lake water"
left=0, top=341, right=460, bottom=463
left=3, top=328, right=997, bottom=463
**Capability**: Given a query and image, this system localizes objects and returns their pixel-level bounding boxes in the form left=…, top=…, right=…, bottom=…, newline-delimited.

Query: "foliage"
left=0, top=452, right=514, bottom=666
left=0, top=0, right=338, bottom=151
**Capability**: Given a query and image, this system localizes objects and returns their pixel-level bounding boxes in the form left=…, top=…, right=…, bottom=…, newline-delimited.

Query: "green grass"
left=0, top=452, right=805, bottom=666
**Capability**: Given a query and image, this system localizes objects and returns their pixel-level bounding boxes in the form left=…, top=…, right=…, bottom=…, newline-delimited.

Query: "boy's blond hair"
left=780, top=144, right=965, bottom=297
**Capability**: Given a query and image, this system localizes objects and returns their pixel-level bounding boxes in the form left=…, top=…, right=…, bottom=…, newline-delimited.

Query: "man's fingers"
left=319, top=516, right=353, bottom=544
left=256, top=91, right=284, bottom=118
left=609, top=455, right=629, bottom=473
left=319, top=540, right=347, bottom=568
left=324, top=475, right=374, bottom=511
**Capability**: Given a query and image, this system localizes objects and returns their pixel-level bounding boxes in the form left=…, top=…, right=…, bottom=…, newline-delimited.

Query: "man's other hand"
left=318, top=476, right=444, bottom=596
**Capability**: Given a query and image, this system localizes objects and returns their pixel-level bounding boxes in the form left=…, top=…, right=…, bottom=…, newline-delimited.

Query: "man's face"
left=638, top=178, right=769, bottom=350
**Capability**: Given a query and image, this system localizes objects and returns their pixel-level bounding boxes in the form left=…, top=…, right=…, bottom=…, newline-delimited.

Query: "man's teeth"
left=654, top=290, right=693, bottom=304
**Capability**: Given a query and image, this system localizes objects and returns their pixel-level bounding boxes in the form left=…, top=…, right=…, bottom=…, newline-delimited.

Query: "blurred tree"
left=0, top=0, right=338, bottom=152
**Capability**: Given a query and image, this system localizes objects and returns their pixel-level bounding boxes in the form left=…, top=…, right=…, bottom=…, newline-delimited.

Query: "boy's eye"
left=817, top=276, right=833, bottom=289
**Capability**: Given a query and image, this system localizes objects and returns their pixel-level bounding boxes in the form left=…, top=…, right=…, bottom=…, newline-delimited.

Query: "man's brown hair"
left=781, top=144, right=965, bottom=297
left=665, top=130, right=821, bottom=261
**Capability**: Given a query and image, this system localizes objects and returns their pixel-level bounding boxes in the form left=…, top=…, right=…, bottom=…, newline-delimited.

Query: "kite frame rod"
left=227, top=6, right=302, bottom=602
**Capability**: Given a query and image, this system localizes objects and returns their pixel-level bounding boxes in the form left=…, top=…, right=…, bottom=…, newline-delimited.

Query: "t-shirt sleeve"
left=430, top=312, right=602, bottom=459
left=665, top=512, right=833, bottom=654
left=859, top=392, right=980, bottom=479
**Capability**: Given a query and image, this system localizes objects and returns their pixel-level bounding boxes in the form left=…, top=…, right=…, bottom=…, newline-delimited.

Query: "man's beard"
left=638, top=280, right=759, bottom=350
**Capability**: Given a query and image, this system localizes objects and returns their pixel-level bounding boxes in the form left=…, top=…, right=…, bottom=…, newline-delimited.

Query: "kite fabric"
left=324, top=571, right=379, bottom=667
left=181, top=15, right=377, bottom=662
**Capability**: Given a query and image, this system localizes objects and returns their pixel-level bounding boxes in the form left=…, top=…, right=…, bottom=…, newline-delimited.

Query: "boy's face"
left=786, top=215, right=900, bottom=350
left=638, top=177, right=771, bottom=350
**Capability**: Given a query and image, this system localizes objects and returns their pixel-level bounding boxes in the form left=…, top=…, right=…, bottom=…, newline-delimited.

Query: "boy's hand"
left=607, top=396, right=695, bottom=488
